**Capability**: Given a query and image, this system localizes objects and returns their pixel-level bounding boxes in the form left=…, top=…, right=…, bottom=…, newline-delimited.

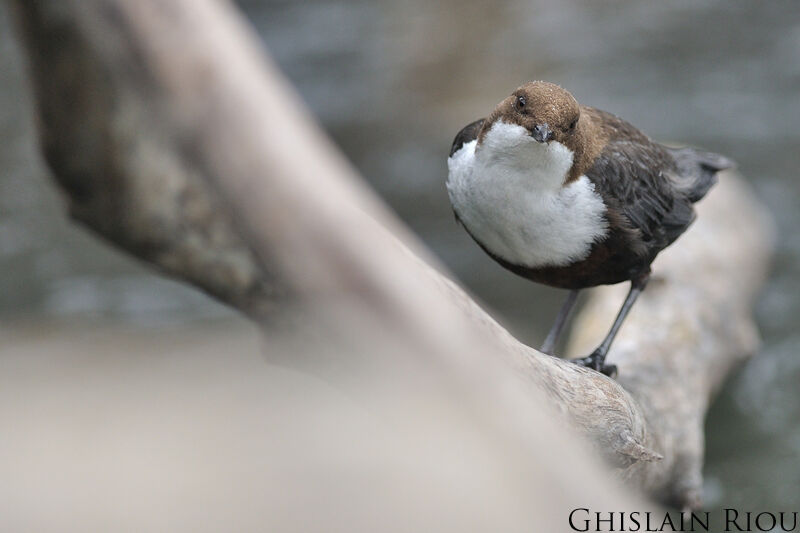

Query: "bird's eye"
left=516, top=95, right=526, bottom=110
left=568, top=118, right=578, bottom=130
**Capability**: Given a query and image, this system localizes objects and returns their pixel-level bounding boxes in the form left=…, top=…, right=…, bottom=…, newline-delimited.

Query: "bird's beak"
left=531, top=123, right=553, bottom=143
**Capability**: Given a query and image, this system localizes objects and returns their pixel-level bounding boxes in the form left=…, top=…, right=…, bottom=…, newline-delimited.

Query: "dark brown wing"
left=449, top=118, right=485, bottom=157
left=586, top=136, right=699, bottom=256
left=584, top=108, right=730, bottom=258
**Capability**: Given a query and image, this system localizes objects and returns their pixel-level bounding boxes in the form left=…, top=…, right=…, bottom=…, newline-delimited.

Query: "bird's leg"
left=572, top=271, right=651, bottom=377
left=540, top=289, right=580, bottom=355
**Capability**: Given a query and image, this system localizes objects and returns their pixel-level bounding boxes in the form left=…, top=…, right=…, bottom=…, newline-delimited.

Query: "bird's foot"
left=571, top=351, right=618, bottom=378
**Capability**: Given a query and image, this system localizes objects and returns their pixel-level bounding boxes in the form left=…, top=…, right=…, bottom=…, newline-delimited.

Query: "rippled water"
left=1, top=0, right=798, bottom=508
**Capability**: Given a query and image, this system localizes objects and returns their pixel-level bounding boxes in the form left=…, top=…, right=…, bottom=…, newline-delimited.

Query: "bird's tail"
left=668, top=147, right=735, bottom=203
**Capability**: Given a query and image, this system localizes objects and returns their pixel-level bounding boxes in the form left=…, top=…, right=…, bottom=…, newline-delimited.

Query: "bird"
left=446, top=81, right=732, bottom=377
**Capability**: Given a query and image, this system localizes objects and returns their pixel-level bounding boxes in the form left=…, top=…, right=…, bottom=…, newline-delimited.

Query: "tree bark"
left=8, top=0, right=774, bottom=511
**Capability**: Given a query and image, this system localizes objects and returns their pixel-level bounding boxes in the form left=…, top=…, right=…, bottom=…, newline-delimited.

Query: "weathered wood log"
left=8, top=0, right=774, bottom=512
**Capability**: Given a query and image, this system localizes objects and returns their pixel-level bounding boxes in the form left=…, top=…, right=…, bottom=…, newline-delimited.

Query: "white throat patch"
left=447, top=121, right=608, bottom=268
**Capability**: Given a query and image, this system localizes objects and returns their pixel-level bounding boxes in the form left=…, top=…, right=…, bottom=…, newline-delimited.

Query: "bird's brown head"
left=480, top=81, right=582, bottom=147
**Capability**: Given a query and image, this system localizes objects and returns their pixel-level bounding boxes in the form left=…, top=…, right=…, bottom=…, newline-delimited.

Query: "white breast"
left=446, top=121, right=608, bottom=268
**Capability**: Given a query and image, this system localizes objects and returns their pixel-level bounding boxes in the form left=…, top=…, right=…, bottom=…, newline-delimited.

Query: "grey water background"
left=1, top=0, right=798, bottom=510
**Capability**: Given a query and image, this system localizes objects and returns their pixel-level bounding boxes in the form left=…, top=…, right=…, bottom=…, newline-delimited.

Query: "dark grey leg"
left=540, top=289, right=580, bottom=355
left=572, top=272, right=651, bottom=377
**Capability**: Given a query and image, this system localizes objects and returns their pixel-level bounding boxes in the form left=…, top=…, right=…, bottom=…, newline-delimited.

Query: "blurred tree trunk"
left=7, top=0, right=773, bottom=522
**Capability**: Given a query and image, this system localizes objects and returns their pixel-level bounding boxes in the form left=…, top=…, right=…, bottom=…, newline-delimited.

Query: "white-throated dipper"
left=447, top=81, right=732, bottom=376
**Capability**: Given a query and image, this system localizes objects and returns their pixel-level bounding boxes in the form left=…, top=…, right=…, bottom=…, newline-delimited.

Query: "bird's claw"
left=571, top=352, right=618, bottom=378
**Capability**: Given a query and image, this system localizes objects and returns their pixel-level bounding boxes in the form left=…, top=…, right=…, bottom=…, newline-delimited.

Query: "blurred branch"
left=9, top=0, right=282, bottom=320
left=8, top=0, right=773, bottom=512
